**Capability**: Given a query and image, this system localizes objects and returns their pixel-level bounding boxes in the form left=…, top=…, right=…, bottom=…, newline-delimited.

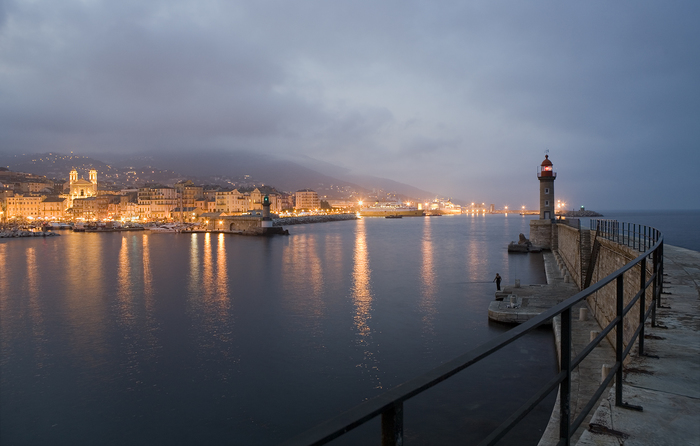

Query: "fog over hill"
left=0, top=150, right=441, bottom=201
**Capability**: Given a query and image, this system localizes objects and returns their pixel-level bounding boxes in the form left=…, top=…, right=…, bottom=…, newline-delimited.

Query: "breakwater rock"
left=273, top=214, right=358, bottom=226
left=563, top=210, right=603, bottom=217
left=1, top=229, right=61, bottom=238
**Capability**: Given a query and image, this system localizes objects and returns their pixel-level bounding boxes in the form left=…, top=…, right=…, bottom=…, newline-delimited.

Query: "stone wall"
left=205, top=216, right=262, bottom=233
left=530, top=219, right=553, bottom=249
left=556, top=227, right=655, bottom=360
left=557, top=224, right=583, bottom=288
left=273, top=214, right=358, bottom=226
left=583, top=236, right=654, bottom=359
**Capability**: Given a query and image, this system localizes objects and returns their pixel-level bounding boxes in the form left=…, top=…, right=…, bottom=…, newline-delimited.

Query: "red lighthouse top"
left=537, top=155, right=556, bottom=178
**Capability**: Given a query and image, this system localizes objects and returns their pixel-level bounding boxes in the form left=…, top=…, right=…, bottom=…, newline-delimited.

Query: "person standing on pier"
left=493, top=273, right=502, bottom=291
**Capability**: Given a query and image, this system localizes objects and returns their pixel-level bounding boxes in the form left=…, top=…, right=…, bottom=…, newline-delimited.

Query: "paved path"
left=487, top=245, right=699, bottom=445
left=537, top=252, right=617, bottom=446
left=575, top=245, right=700, bottom=446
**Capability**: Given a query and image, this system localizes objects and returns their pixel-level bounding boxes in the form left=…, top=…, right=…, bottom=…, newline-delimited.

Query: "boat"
left=148, top=223, right=180, bottom=232
left=385, top=215, right=403, bottom=219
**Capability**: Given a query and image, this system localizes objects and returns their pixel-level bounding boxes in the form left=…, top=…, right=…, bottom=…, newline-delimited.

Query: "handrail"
left=283, top=220, right=663, bottom=446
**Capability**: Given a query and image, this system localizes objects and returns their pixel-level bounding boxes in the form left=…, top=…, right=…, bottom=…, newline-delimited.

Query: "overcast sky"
left=1, top=0, right=698, bottom=209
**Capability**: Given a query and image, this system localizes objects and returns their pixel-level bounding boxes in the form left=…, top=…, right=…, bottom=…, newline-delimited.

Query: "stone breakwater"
left=1, top=229, right=60, bottom=238
left=273, top=214, right=358, bottom=226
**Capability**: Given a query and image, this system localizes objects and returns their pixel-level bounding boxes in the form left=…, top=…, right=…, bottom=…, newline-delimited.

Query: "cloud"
left=1, top=0, right=698, bottom=209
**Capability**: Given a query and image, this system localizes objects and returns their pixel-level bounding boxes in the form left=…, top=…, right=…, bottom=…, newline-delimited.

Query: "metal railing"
left=284, top=220, right=663, bottom=446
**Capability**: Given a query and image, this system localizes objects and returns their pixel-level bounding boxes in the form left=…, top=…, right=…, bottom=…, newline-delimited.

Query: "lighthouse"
left=529, top=154, right=558, bottom=250
left=537, top=155, right=556, bottom=220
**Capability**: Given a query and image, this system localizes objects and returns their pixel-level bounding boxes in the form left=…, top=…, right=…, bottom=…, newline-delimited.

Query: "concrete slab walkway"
left=575, top=245, right=700, bottom=446
left=488, top=245, right=700, bottom=445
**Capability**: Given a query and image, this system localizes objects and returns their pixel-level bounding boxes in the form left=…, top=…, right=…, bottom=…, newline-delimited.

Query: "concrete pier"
left=533, top=245, right=700, bottom=445
left=489, top=245, right=700, bottom=445
left=574, top=245, right=700, bottom=446
left=488, top=251, right=579, bottom=324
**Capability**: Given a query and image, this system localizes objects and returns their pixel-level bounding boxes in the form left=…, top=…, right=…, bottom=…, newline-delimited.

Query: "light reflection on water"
left=1, top=215, right=554, bottom=446
left=420, top=216, right=437, bottom=336
left=26, top=247, right=46, bottom=369
left=143, top=234, right=153, bottom=301
left=351, top=218, right=382, bottom=391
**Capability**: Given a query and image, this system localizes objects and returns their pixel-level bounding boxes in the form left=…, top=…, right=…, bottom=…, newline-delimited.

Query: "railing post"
left=559, top=308, right=572, bottom=446
left=659, top=242, right=664, bottom=307
left=381, top=402, right=404, bottom=446
left=639, top=258, right=646, bottom=355
left=615, top=274, right=643, bottom=411
left=652, top=248, right=658, bottom=327
left=615, top=275, right=624, bottom=407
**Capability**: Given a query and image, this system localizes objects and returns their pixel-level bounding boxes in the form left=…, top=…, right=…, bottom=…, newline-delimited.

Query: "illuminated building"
left=68, top=169, right=98, bottom=200
left=295, top=189, right=320, bottom=211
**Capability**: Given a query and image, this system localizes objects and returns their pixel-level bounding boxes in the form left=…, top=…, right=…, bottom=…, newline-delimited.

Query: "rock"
left=518, top=233, right=531, bottom=245
left=508, top=242, right=529, bottom=253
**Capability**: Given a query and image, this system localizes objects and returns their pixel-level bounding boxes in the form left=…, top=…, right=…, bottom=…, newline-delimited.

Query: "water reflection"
left=216, top=233, right=229, bottom=306
left=188, top=233, right=231, bottom=349
left=203, top=233, right=215, bottom=301
left=117, top=236, right=134, bottom=323
left=420, top=217, right=437, bottom=336
left=26, top=247, right=46, bottom=367
left=0, top=244, right=8, bottom=352
left=281, top=233, right=326, bottom=325
left=467, top=222, right=488, bottom=283
left=351, top=219, right=381, bottom=390
left=189, top=233, right=200, bottom=298
left=142, top=234, right=153, bottom=302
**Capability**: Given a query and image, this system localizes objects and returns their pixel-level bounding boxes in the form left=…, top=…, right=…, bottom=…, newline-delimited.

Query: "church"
left=66, top=169, right=98, bottom=200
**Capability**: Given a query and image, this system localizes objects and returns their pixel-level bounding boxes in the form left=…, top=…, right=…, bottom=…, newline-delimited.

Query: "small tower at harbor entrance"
left=538, top=155, right=556, bottom=220
left=529, top=154, right=558, bottom=250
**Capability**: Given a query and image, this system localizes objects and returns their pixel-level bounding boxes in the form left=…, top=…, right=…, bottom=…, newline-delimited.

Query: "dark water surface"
left=1, top=215, right=558, bottom=445
left=575, top=210, right=700, bottom=252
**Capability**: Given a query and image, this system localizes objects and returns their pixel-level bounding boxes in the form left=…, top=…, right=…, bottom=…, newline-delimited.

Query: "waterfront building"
left=40, top=197, right=67, bottom=220
left=137, top=185, right=179, bottom=221
left=70, top=195, right=118, bottom=221
left=170, top=206, right=204, bottom=222
left=215, top=189, right=248, bottom=214
left=4, top=194, right=44, bottom=220
left=174, top=180, right=204, bottom=209
left=195, top=197, right=216, bottom=213
left=295, top=189, right=320, bottom=211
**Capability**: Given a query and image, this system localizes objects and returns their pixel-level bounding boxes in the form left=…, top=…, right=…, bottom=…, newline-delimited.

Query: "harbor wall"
left=273, top=214, right=358, bottom=226
left=530, top=220, right=554, bottom=249
left=585, top=235, right=654, bottom=356
left=556, top=225, right=655, bottom=357
left=557, top=224, right=583, bottom=288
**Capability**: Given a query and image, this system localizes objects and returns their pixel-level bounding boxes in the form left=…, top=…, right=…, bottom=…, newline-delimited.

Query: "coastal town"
left=0, top=153, right=598, bottom=233
left=0, top=161, right=490, bottom=229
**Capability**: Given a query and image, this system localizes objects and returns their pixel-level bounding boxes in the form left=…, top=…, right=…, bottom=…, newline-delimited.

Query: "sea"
left=1, top=210, right=697, bottom=445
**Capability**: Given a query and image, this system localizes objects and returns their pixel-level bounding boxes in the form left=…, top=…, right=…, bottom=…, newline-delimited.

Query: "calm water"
left=577, top=210, right=700, bottom=252
left=1, top=215, right=559, bottom=445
